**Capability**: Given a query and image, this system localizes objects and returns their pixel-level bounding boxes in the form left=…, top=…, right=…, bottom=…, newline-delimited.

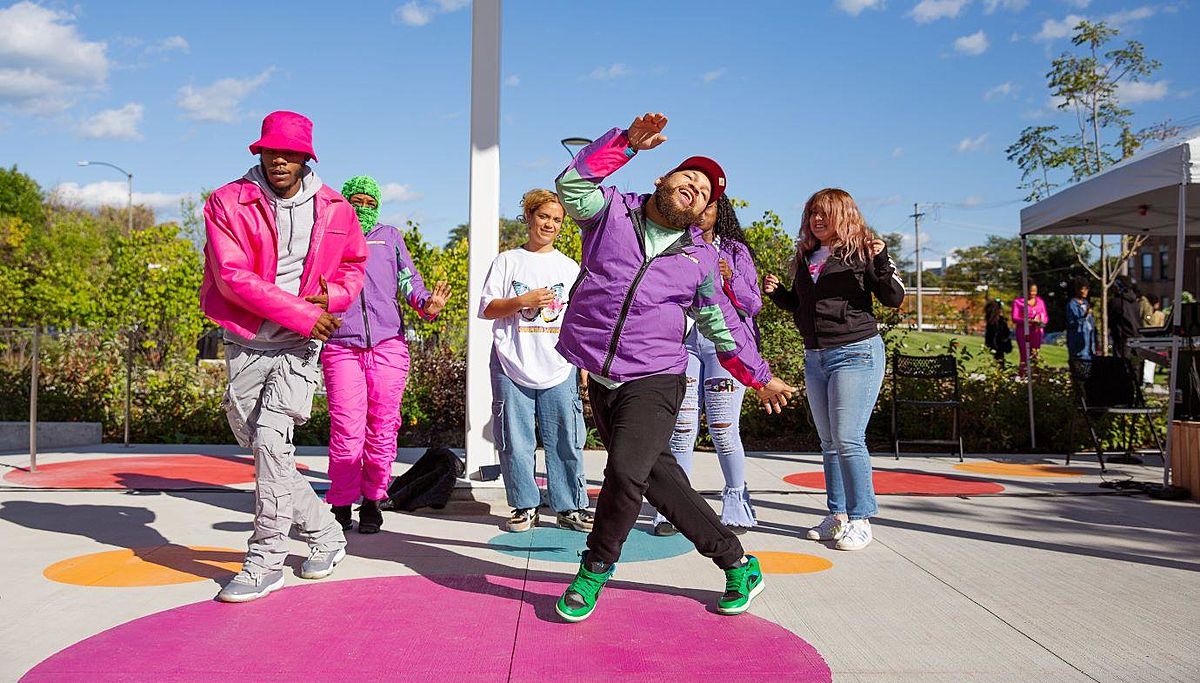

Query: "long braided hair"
left=712, top=195, right=757, bottom=265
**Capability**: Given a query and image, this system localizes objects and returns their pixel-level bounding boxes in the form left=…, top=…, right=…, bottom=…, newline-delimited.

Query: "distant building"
left=1128, top=237, right=1200, bottom=309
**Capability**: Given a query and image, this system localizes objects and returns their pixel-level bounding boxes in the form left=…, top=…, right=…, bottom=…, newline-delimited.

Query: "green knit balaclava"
left=342, top=175, right=382, bottom=234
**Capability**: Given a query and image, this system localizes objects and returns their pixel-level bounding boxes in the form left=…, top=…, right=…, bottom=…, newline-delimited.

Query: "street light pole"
left=77, top=160, right=133, bottom=233
left=560, top=137, right=592, bottom=159
left=78, top=160, right=136, bottom=447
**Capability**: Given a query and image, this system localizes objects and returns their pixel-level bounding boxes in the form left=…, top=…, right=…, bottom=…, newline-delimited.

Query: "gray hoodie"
left=223, top=164, right=322, bottom=350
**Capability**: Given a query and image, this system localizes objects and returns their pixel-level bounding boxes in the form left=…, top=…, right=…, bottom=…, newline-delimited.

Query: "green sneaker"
left=555, top=552, right=615, bottom=623
left=717, top=555, right=765, bottom=615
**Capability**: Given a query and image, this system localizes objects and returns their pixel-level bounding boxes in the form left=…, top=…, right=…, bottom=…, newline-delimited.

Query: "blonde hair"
left=520, top=188, right=563, bottom=220
left=793, top=188, right=874, bottom=275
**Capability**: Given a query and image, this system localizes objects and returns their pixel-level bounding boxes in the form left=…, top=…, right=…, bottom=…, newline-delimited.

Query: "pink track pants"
left=321, top=336, right=411, bottom=506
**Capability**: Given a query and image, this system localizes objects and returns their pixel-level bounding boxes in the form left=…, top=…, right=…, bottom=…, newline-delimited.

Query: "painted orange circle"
left=752, top=551, right=833, bottom=574
left=783, top=470, right=1005, bottom=495
left=43, top=545, right=243, bottom=587
left=953, top=462, right=1086, bottom=477
left=4, top=454, right=306, bottom=489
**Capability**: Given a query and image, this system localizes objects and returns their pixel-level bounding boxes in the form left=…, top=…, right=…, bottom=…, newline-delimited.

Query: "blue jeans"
left=490, top=356, right=588, bottom=512
left=658, top=327, right=754, bottom=526
left=804, top=335, right=884, bottom=520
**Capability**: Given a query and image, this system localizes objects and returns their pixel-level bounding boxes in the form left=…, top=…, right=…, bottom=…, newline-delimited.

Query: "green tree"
left=1007, top=19, right=1180, bottom=351
left=0, top=165, right=46, bottom=230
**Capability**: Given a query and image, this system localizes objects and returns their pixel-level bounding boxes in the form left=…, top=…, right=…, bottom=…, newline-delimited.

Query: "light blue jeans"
left=657, top=327, right=755, bottom=527
left=490, top=355, right=588, bottom=513
left=804, top=335, right=884, bottom=520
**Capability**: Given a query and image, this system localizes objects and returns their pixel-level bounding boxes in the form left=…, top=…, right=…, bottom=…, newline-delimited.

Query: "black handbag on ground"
left=380, top=446, right=465, bottom=512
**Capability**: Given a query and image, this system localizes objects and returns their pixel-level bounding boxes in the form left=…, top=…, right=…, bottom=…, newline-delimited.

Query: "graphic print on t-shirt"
left=512, top=281, right=566, bottom=323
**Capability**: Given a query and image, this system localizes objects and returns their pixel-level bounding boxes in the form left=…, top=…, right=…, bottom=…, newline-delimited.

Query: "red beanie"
left=667, top=156, right=726, bottom=205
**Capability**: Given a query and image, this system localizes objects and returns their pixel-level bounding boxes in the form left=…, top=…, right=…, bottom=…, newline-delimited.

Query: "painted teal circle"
left=488, top=525, right=694, bottom=563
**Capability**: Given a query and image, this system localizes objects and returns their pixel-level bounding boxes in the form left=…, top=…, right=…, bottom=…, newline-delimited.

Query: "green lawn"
left=887, top=329, right=1070, bottom=372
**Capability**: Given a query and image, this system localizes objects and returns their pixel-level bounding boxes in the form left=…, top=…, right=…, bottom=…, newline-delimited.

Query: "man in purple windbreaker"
left=552, top=113, right=796, bottom=622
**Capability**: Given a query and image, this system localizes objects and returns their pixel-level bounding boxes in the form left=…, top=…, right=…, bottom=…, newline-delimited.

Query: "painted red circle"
left=783, top=470, right=1005, bottom=495
left=4, top=454, right=306, bottom=489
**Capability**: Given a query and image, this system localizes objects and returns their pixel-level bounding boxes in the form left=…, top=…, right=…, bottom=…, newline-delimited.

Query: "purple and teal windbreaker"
left=328, top=223, right=436, bottom=348
left=554, top=127, right=772, bottom=389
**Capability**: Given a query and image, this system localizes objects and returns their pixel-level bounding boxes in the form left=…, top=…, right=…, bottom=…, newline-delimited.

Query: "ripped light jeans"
left=656, top=326, right=754, bottom=527
left=804, top=335, right=885, bottom=520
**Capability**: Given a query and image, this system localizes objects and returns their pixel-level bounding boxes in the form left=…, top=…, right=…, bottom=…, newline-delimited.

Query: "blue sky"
left=0, top=0, right=1195, bottom=266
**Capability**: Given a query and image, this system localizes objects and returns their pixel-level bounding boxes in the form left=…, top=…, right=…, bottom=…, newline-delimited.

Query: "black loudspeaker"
left=1181, top=302, right=1200, bottom=337
left=1176, top=350, right=1200, bottom=421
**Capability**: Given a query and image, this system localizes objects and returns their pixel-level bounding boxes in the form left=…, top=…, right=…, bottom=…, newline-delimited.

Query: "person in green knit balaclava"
left=318, top=174, right=451, bottom=533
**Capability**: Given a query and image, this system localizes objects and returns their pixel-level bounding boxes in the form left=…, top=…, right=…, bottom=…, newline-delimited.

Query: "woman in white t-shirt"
left=479, top=189, right=591, bottom=533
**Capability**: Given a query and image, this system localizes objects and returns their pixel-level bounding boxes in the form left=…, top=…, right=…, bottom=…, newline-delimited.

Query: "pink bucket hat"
left=248, top=110, right=318, bottom=162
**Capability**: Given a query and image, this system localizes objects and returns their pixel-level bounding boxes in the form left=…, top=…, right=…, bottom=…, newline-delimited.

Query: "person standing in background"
left=479, top=189, right=592, bottom=534
left=321, top=175, right=450, bottom=535
left=984, top=298, right=1012, bottom=363
left=1066, top=279, right=1095, bottom=361
left=1011, top=282, right=1047, bottom=375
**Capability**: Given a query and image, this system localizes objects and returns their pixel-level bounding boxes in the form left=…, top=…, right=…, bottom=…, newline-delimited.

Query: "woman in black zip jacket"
left=765, top=188, right=905, bottom=551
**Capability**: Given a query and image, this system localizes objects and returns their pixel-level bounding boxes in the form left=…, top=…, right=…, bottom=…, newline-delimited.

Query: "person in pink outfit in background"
left=1011, top=282, right=1048, bottom=376
left=321, top=175, right=451, bottom=534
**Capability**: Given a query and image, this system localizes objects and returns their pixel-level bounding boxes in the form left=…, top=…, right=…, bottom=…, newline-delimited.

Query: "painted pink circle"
left=21, top=575, right=831, bottom=682
left=784, top=469, right=1005, bottom=495
left=3, top=455, right=306, bottom=489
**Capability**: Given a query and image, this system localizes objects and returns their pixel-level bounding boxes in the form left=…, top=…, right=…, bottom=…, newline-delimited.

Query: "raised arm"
left=396, top=231, right=441, bottom=321
left=723, top=243, right=763, bottom=319
left=555, top=113, right=670, bottom=227
left=865, top=243, right=905, bottom=309
left=765, top=273, right=800, bottom=312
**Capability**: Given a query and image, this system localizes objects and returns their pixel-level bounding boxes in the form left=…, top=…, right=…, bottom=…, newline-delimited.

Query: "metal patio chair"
left=891, top=352, right=965, bottom=461
left=1067, top=357, right=1164, bottom=471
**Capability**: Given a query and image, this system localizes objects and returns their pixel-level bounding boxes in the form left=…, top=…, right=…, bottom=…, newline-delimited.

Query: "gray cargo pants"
left=223, top=340, right=345, bottom=575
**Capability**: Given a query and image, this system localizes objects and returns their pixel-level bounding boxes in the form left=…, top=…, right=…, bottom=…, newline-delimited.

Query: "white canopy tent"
left=1019, top=131, right=1200, bottom=484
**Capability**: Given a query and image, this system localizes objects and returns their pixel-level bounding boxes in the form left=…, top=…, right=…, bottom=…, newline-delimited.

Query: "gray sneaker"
left=299, top=545, right=346, bottom=580
left=216, top=569, right=285, bottom=603
left=557, top=509, right=594, bottom=532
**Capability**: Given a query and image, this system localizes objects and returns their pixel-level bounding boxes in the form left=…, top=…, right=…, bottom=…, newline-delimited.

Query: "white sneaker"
left=835, top=519, right=873, bottom=551
left=806, top=514, right=846, bottom=541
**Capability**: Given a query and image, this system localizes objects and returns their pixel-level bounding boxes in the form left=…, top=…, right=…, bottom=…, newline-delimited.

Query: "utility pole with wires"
left=910, top=203, right=925, bottom=330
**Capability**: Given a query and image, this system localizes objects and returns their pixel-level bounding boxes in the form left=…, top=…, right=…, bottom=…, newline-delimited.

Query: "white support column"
left=462, top=0, right=502, bottom=482
left=1021, top=236, right=1037, bottom=449
left=1164, top=180, right=1187, bottom=486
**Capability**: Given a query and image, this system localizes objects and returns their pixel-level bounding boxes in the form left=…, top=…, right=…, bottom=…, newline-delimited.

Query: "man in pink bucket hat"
left=200, top=110, right=367, bottom=603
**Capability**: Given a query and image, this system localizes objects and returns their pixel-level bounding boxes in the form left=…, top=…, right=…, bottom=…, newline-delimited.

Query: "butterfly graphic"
left=512, top=281, right=566, bottom=323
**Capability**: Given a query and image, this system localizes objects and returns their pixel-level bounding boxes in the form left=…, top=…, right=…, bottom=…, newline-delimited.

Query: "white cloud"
left=504, top=74, right=520, bottom=87
left=1118, top=79, right=1169, bottom=103
left=983, top=0, right=1029, bottom=12
left=957, top=133, right=989, bottom=152
left=394, top=0, right=470, bottom=27
left=984, top=81, right=1016, bottom=100
left=176, top=68, right=274, bottom=123
left=53, top=181, right=189, bottom=211
left=910, top=0, right=969, bottom=23
left=0, top=2, right=109, bottom=115
left=1033, top=14, right=1085, bottom=41
left=1106, top=6, right=1157, bottom=27
left=835, top=0, right=885, bottom=16
left=892, top=146, right=905, bottom=158
left=588, top=64, right=629, bottom=81
left=703, top=67, right=727, bottom=83
left=78, top=103, right=144, bottom=140
left=147, top=35, right=189, bottom=55
left=954, top=30, right=989, bottom=55
left=961, top=195, right=985, bottom=208
left=380, top=183, right=422, bottom=203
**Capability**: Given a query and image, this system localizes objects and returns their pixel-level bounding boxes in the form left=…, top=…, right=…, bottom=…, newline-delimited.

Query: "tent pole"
left=1021, top=236, right=1036, bottom=449
left=1164, top=179, right=1187, bottom=487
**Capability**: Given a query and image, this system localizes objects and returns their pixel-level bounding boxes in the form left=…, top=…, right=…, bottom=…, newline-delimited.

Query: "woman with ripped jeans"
left=654, top=196, right=763, bottom=536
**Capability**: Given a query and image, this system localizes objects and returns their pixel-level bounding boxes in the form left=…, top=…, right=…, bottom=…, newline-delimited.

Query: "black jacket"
left=768, top=246, right=906, bottom=349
